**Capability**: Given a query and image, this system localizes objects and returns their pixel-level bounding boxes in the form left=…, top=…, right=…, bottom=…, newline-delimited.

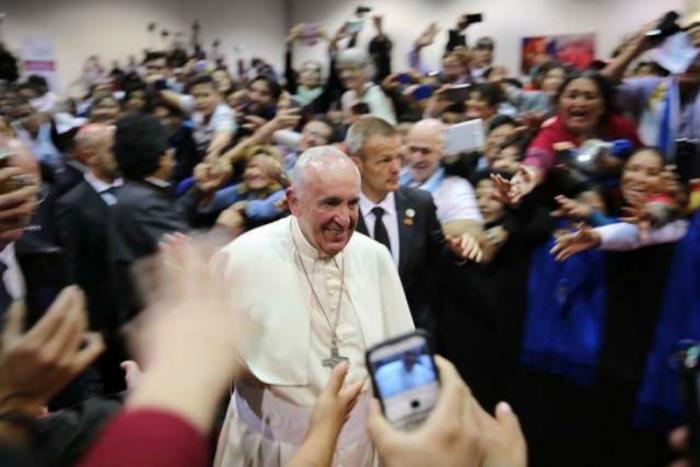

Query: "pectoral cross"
left=322, top=342, right=349, bottom=369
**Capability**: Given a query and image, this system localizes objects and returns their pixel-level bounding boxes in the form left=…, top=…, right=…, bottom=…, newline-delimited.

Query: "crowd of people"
left=0, top=7, right=699, bottom=467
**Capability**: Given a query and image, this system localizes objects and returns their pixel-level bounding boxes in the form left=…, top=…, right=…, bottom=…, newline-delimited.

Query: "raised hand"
left=126, top=234, right=240, bottom=433
left=367, top=356, right=527, bottom=467
left=415, top=23, right=439, bottom=49
left=0, top=288, right=104, bottom=416
left=446, top=233, right=484, bottom=263
left=549, top=226, right=601, bottom=261
left=552, top=195, right=593, bottom=220
left=490, top=165, right=539, bottom=206
left=194, top=161, right=230, bottom=193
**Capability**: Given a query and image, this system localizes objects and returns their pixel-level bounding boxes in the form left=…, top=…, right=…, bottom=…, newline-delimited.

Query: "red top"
left=79, top=409, right=209, bottom=467
left=524, top=114, right=643, bottom=173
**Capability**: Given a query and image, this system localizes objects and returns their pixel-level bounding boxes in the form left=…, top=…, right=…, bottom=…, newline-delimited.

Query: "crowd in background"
left=0, top=7, right=699, bottom=467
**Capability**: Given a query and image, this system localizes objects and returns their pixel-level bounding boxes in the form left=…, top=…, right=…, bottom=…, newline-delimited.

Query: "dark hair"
left=307, top=116, right=341, bottom=143
left=471, top=169, right=511, bottom=186
left=152, top=99, right=185, bottom=119
left=26, top=75, right=49, bottom=93
left=467, top=83, right=502, bottom=108
left=186, top=74, right=217, bottom=94
left=555, top=71, right=615, bottom=125
left=114, top=114, right=169, bottom=180
left=143, top=51, right=168, bottom=64
left=633, top=61, right=671, bottom=77
left=443, top=101, right=466, bottom=114
left=249, top=75, right=282, bottom=101
left=123, top=81, right=152, bottom=111
left=488, top=114, right=516, bottom=133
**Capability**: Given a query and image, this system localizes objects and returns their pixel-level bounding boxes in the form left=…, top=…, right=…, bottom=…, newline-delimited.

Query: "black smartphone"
left=442, top=84, right=472, bottom=102
left=366, top=330, right=440, bottom=431
left=466, top=13, right=483, bottom=24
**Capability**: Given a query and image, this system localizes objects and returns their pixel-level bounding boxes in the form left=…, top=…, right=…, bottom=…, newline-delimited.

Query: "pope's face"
left=289, top=167, right=360, bottom=257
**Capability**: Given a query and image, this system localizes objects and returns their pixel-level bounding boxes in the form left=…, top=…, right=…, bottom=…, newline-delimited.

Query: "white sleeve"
left=273, top=130, right=302, bottom=152
left=367, top=86, right=397, bottom=125
left=597, top=220, right=688, bottom=251
left=178, top=94, right=195, bottom=114
left=210, top=105, right=235, bottom=133
left=434, top=177, right=483, bottom=224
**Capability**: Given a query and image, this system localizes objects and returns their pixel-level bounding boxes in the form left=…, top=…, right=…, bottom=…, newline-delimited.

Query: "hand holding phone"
left=367, top=353, right=528, bottom=467
left=366, top=331, right=439, bottom=430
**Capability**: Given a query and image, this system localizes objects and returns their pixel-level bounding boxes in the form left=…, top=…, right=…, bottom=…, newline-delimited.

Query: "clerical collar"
left=291, top=216, right=338, bottom=262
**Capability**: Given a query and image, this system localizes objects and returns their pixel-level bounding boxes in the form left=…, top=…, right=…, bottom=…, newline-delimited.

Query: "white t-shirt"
left=179, top=96, right=236, bottom=153
left=341, top=83, right=397, bottom=125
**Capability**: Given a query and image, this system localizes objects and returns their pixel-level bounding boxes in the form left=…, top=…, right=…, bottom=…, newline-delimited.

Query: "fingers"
left=325, top=361, right=349, bottom=395
left=25, top=286, right=80, bottom=344
left=424, top=356, right=467, bottom=430
left=1, top=300, right=25, bottom=342
left=366, top=398, right=399, bottom=450
left=71, top=332, right=105, bottom=372
left=55, top=288, right=88, bottom=359
left=494, top=401, right=522, bottom=436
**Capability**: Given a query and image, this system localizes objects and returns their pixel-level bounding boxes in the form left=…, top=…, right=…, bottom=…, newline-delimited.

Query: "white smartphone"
left=443, top=119, right=486, bottom=156
left=366, top=330, right=440, bottom=431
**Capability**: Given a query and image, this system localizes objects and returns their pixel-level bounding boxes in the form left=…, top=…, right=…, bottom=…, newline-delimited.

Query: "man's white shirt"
left=359, top=191, right=400, bottom=267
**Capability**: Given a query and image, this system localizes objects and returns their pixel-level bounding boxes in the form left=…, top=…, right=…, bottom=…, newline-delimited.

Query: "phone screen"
left=367, top=332, right=439, bottom=430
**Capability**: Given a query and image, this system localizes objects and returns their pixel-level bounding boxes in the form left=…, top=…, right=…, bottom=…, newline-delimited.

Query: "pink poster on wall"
left=521, top=33, right=596, bottom=75
left=21, top=36, right=58, bottom=90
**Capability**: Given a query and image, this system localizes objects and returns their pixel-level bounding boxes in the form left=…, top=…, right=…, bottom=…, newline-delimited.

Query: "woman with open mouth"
left=494, top=71, right=643, bottom=205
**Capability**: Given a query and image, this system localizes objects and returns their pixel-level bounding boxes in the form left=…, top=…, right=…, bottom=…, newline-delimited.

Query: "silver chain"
left=290, top=224, right=346, bottom=348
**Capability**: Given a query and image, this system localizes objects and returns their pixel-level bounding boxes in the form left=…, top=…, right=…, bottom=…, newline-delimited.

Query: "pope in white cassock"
left=213, top=146, right=415, bottom=467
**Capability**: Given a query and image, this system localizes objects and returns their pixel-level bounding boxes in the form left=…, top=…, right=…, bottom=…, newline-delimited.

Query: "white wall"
left=178, top=0, right=288, bottom=79
left=1, top=0, right=690, bottom=94
left=1, top=0, right=287, bottom=94
left=288, top=0, right=686, bottom=77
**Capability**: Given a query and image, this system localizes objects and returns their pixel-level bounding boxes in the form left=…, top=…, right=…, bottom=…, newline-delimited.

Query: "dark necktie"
left=371, top=207, right=391, bottom=252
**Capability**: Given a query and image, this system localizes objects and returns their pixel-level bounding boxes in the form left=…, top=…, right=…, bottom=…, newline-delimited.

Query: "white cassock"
left=213, top=216, right=414, bottom=467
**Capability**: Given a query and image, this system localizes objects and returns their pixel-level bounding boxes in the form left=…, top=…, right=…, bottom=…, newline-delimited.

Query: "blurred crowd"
left=0, top=7, right=699, bottom=467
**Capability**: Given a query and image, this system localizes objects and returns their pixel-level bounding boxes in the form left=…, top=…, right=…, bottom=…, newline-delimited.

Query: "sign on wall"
left=21, top=36, right=58, bottom=90
left=521, top=33, right=596, bottom=75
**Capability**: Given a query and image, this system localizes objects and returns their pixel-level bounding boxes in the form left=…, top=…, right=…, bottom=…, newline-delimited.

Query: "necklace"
left=290, top=223, right=350, bottom=369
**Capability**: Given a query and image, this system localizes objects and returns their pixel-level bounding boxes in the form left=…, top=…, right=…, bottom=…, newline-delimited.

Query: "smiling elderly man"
left=213, top=145, right=414, bottom=467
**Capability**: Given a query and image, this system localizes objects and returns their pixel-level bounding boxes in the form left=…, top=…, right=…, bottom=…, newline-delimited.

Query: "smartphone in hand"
left=366, top=330, right=440, bottom=431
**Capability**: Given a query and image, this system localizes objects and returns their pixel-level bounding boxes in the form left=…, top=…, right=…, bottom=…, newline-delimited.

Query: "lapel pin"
left=404, top=208, right=415, bottom=226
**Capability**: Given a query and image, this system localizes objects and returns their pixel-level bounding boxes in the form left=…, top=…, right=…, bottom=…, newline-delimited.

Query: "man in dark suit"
left=345, top=117, right=447, bottom=330
left=110, top=114, right=198, bottom=324
left=56, top=123, right=125, bottom=393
